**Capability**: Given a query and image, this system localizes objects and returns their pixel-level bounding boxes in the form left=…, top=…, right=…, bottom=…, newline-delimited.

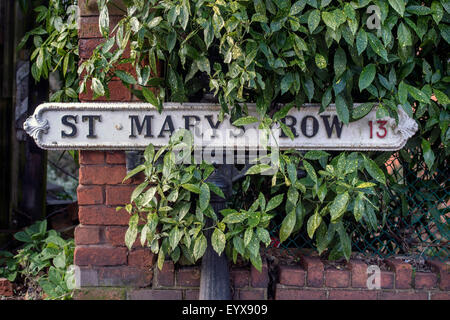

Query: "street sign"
left=24, top=102, right=418, bottom=151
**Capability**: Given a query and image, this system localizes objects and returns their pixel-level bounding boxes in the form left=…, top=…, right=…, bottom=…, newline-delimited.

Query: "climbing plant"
left=18, top=0, right=80, bottom=102
left=80, top=0, right=449, bottom=269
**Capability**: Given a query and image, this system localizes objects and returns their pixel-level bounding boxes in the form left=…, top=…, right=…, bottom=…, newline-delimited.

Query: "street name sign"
left=24, top=102, right=418, bottom=151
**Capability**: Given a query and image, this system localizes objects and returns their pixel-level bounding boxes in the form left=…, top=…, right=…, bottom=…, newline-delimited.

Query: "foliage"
left=85, top=0, right=449, bottom=268
left=18, top=0, right=79, bottom=102
left=0, top=220, right=76, bottom=300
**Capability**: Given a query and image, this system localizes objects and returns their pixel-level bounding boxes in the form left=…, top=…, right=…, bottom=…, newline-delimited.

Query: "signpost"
left=24, top=102, right=418, bottom=300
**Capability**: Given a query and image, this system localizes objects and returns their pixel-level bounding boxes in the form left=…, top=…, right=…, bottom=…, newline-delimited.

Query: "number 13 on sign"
left=368, top=120, right=388, bottom=139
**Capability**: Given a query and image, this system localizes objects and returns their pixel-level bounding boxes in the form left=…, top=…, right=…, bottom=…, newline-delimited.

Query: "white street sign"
left=24, top=102, right=418, bottom=151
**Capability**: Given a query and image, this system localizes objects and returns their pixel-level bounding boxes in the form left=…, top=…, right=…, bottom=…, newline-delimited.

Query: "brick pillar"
left=74, top=2, right=154, bottom=288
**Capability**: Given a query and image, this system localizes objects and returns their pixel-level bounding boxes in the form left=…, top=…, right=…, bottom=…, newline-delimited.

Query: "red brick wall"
left=275, top=256, right=449, bottom=300
left=73, top=1, right=449, bottom=301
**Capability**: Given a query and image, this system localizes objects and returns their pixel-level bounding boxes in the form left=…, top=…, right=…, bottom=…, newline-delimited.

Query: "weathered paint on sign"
left=24, top=103, right=418, bottom=151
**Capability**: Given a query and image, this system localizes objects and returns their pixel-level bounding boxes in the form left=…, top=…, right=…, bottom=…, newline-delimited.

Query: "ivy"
left=81, top=0, right=449, bottom=268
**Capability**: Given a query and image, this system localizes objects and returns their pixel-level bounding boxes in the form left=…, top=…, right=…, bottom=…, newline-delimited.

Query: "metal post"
left=199, top=164, right=233, bottom=300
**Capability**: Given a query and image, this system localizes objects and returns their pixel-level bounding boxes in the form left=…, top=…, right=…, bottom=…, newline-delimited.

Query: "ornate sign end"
left=23, top=113, right=50, bottom=141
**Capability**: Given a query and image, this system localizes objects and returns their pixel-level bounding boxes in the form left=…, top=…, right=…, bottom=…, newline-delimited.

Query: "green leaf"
left=256, top=227, right=271, bottom=246
left=122, top=164, right=145, bottom=182
left=356, top=29, right=368, bottom=55
left=199, top=183, right=210, bottom=210
left=115, top=70, right=136, bottom=85
left=142, top=87, right=158, bottom=106
left=334, top=48, right=347, bottom=78
left=329, top=192, right=350, bottom=222
left=431, top=1, right=444, bottom=23
left=421, top=139, right=435, bottom=170
left=193, top=234, right=207, bottom=261
left=182, top=183, right=201, bottom=194
left=406, top=84, right=430, bottom=104
left=244, top=228, right=253, bottom=247
left=91, top=78, right=105, bottom=96
left=246, top=164, right=272, bottom=175
left=211, top=228, right=226, bottom=255
left=169, top=226, right=182, bottom=250
left=388, top=0, right=405, bottom=16
left=359, top=64, right=376, bottom=91
left=363, top=157, right=386, bottom=185
left=125, top=214, right=139, bottom=250
left=315, top=54, right=327, bottom=69
left=353, top=194, right=364, bottom=222
left=322, top=11, right=337, bottom=30
left=308, top=9, right=321, bottom=33
left=148, top=16, right=163, bottom=28
left=222, top=212, right=247, bottom=223
left=279, top=211, right=296, bottom=242
left=398, top=81, right=408, bottom=104
left=397, top=23, right=412, bottom=48
left=307, top=211, right=322, bottom=238
left=304, top=150, right=330, bottom=160
left=206, top=182, right=225, bottom=199
left=335, top=94, right=350, bottom=124
left=250, top=252, right=263, bottom=272
left=157, top=248, right=165, bottom=270
left=303, top=160, right=317, bottom=184
left=433, top=89, right=450, bottom=105
left=266, top=194, right=284, bottom=212
left=232, top=116, right=259, bottom=126
left=368, top=33, right=388, bottom=61
left=131, top=181, right=149, bottom=202
left=352, top=103, right=374, bottom=120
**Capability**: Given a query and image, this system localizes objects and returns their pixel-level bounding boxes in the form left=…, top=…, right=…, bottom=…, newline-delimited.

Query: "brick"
left=75, top=225, right=102, bottom=245
left=414, top=272, right=437, bottom=289
left=177, top=267, right=201, bottom=287
left=76, top=267, right=99, bottom=287
left=251, top=260, right=269, bottom=288
left=74, top=246, right=127, bottom=266
left=78, top=206, right=130, bottom=225
left=328, top=290, right=377, bottom=300
left=325, top=269, right=350, bottom=288
left=128, top=249, right=155, bottom=268
left=377, top=291, right=428, bottom=300
left=185, top=290, right=199, bottom=300
left=386, top=258, right=412, bottom=289
left=79, top=0, right=127, bottom=16
left=97, top=266, right=152, bottom=287
left=154, top=261, right=175, bottom=287
left=79, top=80, right=132, bottom=102
left=275, top=286, right=326, bottom=300
left=74, top=287, right=126, bottom=300
left=127, top=289, right=182, bottom=300
left=380, top=271, right=395, bottom=289
left=348, top=260, right=368, bottom=288
left=105, top=185, right=135, bottom=205
left=300, top=256, right=324, bottom=287
left=79, top=151, right=105, bottom=164
left=78, top=38, right=105, bottom=59
left=0, top=278, right=13, bottom=297
left=278, top=265, right=305, bottom=287
left=231, top=268, right=249, bottom=288
left=77, top=185, right=103, bottom=205
left=78, top=16, right=122, bottom=38
left=106, top=151, right=126, bottom=164
left=105, top=226, right=135, bottom=247
left=430, top=292, right=450, bottom=300
left=427, top=260, right=450, bottom=290
left=238, top=288, right=266, bottom=300
left=79, top=165, right=126, bottom=185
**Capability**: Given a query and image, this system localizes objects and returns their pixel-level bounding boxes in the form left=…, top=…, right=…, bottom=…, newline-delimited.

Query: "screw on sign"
left=24, top=102, right=418, bottom=300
